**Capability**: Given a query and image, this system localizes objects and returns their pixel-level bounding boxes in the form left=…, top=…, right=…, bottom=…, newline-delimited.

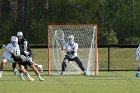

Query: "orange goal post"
left=48, top=24, right=98, bottom=76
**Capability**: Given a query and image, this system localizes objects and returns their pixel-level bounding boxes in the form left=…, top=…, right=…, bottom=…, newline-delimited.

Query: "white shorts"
left=2, top=57, right=15, bottom=63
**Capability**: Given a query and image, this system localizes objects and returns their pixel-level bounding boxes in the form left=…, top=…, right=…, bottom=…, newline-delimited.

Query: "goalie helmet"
left=17, top=31, right=23, bottom=39
left=67, top=35, right=74, bottom=45
left=11, top=36, right=18, bottom=44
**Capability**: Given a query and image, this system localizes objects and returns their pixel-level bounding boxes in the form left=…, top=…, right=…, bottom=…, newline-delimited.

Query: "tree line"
left=0, top=0, right=140, bottom=44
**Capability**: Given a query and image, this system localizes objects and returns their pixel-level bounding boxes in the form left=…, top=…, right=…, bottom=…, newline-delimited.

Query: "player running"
left=0, top=36, right=34, bottom=81
left=60, top=35, right=86, bottom=75
left=12, top=32, right=43, bottom=76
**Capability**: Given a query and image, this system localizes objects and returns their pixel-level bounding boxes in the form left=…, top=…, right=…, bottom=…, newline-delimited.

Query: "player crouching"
left=60, top=35, right=87, bottom=75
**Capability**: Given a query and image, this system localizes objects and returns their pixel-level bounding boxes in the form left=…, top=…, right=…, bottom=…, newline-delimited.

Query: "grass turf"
left=0, top=71, right=140, bottom=93
left=0, top=48, right=139, bottom=93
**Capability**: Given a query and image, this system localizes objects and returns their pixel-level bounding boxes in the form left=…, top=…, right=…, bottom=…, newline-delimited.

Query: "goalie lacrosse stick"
left=52, top=29, right=65, bottom=70
left=54, top=29, right=65, bottom=46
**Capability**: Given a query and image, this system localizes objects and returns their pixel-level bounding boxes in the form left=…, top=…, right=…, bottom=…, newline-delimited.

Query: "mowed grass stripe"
left=0, top=71, right=140, bottom=93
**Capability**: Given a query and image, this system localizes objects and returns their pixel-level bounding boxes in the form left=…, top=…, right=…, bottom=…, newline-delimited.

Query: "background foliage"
left=0, top=0, right=140, bottom=44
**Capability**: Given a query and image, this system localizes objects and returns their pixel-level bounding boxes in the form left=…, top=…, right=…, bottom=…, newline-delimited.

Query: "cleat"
left=29, top=78, right=34, bottom=81
left=18, top=73, right=25, bottom=80
left=0, top=74, right=2, bottom=78
left=39, top=78, right=45, bottom=81
left=84, top=72, right=86, bottom=75
left=0, top=71, right=2, bottom=78
left=136, top=72, right=140, bottom=77
left=20, top=76, right=25, bottom=81
left=60, top=72, right=63, bottom=75
left=14, top=69, right=18, bottom=76
left=83, top=70, right=87, bottom=75
left=20, top=77, right=25, bottom=81
left=38, top=65, right=43, bottom=73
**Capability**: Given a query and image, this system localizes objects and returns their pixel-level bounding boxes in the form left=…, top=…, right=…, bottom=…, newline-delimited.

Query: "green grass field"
left=0, top=71, right=140, bottom=93
left=0, top=48, right=139, bottom=93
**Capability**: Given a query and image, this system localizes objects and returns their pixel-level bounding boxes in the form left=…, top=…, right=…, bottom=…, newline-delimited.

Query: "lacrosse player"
left=3, top=36, right=44, bottom=81
left=136, top=44, right=140, bottom=77
left=12, top=32, right=43, bottom=77
left=60, top=35, right=86, bottom=75
left=11, top=48, right=44, bottom=81
left=0, top=36, right=34, bottom=81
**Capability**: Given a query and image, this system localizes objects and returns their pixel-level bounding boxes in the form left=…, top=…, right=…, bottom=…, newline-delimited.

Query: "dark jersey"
left=18, top=38, right=27, bottom=53
left=18, top=38, right=33, bottom=57
left=11, top=54, right=33, bottom=66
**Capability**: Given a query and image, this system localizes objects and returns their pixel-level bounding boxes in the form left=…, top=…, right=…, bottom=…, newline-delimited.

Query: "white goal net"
left=48, top=24, right=98, bottom=75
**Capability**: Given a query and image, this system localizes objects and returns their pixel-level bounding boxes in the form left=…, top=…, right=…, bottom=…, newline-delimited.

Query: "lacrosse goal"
left=48, top=24, right=98, bottom=75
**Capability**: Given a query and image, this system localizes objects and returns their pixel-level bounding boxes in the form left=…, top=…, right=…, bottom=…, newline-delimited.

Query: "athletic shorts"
left=2, top=57, right=15, bottom=63
left=18, top=61, right=33, bottom=67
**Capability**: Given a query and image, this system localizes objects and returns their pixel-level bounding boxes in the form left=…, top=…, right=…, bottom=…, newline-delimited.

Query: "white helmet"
left=67, top=35, right=74, bottom=45
left=11, top=36, right=18, bottom=44
left=17, top=31, right=23, bottom=39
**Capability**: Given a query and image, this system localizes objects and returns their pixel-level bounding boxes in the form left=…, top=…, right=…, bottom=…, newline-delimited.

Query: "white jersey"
left=2, top=43, right=20, bottom=63
left=63, top=42, right=78, bottom=59
left=136, top=45, right=140, bottom=61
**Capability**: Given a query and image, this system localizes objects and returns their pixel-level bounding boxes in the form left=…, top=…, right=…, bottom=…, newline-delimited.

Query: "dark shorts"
left=64, top=55, right=78, bottom=61
left=18, top=61, right=33, bottom=67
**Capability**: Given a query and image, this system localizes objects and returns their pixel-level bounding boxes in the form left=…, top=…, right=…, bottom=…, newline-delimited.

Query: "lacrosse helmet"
left=67, top=35, right=74, bottom=45
left=11, top=36, right=18, bottom=44
left=17, top=31, right=23, bottom=39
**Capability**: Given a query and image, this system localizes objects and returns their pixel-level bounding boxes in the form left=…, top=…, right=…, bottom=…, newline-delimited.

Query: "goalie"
left=60, top=35, right=86, bottom=75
